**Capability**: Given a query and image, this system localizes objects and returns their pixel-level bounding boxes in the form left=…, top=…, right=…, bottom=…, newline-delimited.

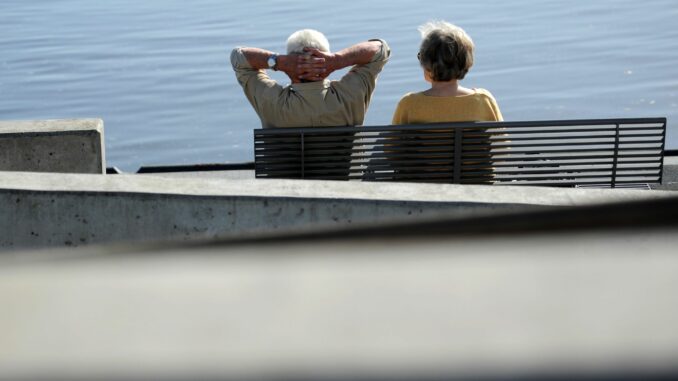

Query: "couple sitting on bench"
left=231, top=20, right=502, bottom=180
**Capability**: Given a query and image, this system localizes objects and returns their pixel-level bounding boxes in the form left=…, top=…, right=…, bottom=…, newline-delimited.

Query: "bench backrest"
left=254, top=118, right=666, bottom=187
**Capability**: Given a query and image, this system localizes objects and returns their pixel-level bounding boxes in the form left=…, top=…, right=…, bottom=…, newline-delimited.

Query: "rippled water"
left=2, top=0, right=677, bottom=171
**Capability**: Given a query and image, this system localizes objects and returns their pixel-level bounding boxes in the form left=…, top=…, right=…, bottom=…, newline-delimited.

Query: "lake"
left=2, top=0, right=677, bottom=171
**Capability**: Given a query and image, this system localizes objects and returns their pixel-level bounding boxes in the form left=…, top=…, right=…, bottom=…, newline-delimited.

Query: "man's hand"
left=277, top=53, right=328, bottom=82
left=238, top=47, right=327, bottom=82
left=297, top=41, right=382, bottom=81
left=297, top=48, right=337, bottom=81
left=238, top=40, right=381, bottom=83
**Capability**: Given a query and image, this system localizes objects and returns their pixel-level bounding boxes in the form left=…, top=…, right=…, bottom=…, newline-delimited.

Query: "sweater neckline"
left=419, top=89, right=480, bottom=98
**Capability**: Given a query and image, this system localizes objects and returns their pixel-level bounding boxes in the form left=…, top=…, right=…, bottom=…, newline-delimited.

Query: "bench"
left=254, top=118, right=666, bottom=187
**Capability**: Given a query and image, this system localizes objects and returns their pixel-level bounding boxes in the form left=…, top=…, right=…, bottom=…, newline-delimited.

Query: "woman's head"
left=418, top=21, right=474, bottom=82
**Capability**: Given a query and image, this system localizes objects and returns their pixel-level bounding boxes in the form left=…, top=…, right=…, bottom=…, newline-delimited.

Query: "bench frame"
left=254, top=118, right=666, bottom=187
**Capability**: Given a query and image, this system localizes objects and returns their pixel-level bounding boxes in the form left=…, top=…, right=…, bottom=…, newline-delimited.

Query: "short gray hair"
left=418, top=20, right=474, bottom=81
left=286, top=29, right=330, bottom=54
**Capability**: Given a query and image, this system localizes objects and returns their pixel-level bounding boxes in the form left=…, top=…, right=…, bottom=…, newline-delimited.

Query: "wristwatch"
left=267, top=54, right=278, bottom=70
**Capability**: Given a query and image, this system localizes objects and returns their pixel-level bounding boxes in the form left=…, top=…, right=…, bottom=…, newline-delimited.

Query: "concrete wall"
left=0, top=186, right=534, bottom=251
left=2, top=171, right=675, bottom=251
left=0, top=119, right=105, bottom=174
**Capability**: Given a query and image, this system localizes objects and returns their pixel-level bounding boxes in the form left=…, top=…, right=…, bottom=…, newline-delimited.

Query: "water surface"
left=2, top=0, right=676, bottom=171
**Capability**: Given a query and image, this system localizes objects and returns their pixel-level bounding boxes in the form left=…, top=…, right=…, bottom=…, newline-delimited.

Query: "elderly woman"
left=389, top=21, right=502, bottom=183
left=392, top=21, right=502, bottom=124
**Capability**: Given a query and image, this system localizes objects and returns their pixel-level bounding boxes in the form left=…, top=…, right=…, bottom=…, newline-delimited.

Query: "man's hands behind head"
left=297, top=48, right=337, bottom=81
left=276, top=50, right=332, bottom=82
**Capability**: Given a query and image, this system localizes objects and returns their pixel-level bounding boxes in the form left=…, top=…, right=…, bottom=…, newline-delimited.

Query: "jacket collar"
left=289, top=79, right=331, bottom=91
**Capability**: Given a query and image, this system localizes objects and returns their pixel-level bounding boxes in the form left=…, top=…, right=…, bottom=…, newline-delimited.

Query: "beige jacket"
left=230, top=39, right=390, bottom=128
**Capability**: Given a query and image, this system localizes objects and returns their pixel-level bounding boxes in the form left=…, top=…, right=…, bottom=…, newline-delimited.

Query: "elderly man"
left=230, top=29, right=390, bottom=128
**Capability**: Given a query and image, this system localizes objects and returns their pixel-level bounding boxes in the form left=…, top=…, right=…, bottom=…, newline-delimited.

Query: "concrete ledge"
left=1, top=171, right=676, bottom=250
left=0, top=119, right=105, bottom=174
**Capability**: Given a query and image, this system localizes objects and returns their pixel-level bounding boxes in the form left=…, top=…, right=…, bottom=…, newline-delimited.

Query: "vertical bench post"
left=300, top=132, right=305, bottom=179
left=611, top=123, right=620, bottom=188
left=660, top=119, right=667, bottom=185
left=453, top=127, right=463, bottom=183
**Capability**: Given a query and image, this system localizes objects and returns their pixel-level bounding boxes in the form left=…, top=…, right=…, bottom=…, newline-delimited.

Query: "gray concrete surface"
left=655, top=156, right=678, bottom=190
left=0, top=119, right=105, bottom=174
left=140, top=158, right=678, bottom=190
left=1, top=227, right=677, bottom=380
left=1, top=170, right=676, bottom=251
left=138, top=169, right=256, bottom=179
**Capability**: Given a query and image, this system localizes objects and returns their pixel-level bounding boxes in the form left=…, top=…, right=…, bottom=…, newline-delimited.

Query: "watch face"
left=267, top=55, right=276, bottom=69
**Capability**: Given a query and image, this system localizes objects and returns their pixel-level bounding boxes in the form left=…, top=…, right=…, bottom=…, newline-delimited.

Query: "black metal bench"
left=254, top=118, right=666, bottom=187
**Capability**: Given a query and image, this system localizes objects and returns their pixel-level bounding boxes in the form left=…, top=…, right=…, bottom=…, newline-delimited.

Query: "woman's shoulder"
left=471, top=88, right=498, bottom=100
left=393, top=92, right=425, bottom=124
left=398, top=91, right=426, bottom=101
left=396, top=91, right=427, bottom=107
left=471, top=88, right=503, bottom=121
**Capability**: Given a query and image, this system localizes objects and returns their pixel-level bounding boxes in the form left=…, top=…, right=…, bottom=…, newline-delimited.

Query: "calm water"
left=2, top=0, right=677, bottom=171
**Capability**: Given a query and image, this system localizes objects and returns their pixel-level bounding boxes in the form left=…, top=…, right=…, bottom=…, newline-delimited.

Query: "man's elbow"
left=230, top=47, right=249, bottom=70
left=366, top=39, right=390, bottom=63
left=369, top=39, right=383, bottom=50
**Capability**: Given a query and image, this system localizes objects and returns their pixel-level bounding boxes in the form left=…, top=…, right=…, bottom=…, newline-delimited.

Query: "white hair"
left=286, top=29, right=330, bottom=54
left=418, top=20, right=471, bottom=43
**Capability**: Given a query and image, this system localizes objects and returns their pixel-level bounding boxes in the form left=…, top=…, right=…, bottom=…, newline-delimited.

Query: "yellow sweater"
left=391, top=88, right=503, bottom=125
